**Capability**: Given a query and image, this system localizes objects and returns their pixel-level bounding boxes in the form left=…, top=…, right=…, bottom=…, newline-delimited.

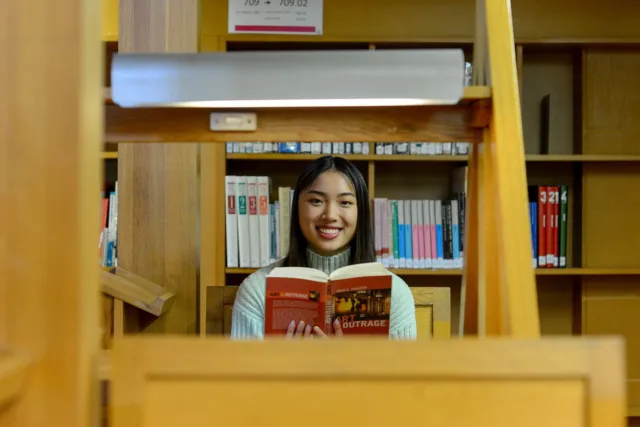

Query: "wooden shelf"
left=103, top=152, right=118, bottom=159
left=225, top=267, right=640, bottom=277
left=227, top=153, right=640, bottom=162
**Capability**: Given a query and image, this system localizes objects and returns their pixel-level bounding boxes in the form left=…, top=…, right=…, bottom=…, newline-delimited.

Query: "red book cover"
left=264, top=262, right=392, bottom=336
left=537, top=186, right=547, bottom=268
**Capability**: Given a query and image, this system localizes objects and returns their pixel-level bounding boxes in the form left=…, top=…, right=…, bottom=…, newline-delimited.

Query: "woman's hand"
left=285, top=319, right=343, bottom=338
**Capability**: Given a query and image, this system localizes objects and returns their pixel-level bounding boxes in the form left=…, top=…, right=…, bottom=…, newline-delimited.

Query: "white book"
left=247, top=177, right=261, bottom=268
left=236, top=176, right=251, bottom=268
left=381, top=199, right=389, bottom=268
left=224, top=176, right=239, bottom=268
left=278, top=187, right=291, bottom=256
left=322, top=142, right=332, bottom=154
left=429, top=200, right=437, bottom=268
left=257, top=176, right=271, bottom=267
left=398, top=200, right=406, bottom=268
left=274, top=201, right=281, bottom=259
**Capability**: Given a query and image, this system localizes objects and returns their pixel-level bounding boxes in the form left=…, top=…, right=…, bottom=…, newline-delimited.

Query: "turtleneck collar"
left=305, top=247, right=351, bottom=275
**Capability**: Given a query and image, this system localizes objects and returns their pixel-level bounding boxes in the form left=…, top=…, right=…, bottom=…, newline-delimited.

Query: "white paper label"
left=229, top=0, right=323, bottom=35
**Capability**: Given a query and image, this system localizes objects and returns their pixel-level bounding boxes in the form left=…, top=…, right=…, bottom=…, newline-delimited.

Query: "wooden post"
left=0, top=0, right=102, bottom=424
left=117, top=0, right=200, bottom=334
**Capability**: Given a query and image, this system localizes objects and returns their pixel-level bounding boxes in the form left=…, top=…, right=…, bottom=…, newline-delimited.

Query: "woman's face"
left=298, top=170, right=358, bottom=256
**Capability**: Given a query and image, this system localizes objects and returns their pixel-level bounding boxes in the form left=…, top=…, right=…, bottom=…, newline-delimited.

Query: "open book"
left=264, top=262, right=392, bottom=336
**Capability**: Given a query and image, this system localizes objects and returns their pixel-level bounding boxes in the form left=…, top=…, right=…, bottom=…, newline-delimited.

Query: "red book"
left=264, top=262, right=393, bottom=336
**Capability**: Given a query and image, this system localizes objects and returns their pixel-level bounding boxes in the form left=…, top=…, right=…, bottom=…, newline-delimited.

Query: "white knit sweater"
left=231, top=248, right=417, bottom=339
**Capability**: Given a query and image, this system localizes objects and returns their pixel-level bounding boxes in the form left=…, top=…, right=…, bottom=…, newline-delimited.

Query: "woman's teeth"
left=317, top=227, right=340, bottom=235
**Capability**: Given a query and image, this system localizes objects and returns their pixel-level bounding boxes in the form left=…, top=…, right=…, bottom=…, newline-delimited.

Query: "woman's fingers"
left=295, top=320, right=305, bottom=336
left=285, top=320, right=297, bottom=338
left=312, top=326, right=328, bottom=338
left=333, top=318, right=343, bottom=337
left=304, top=324, right=312, bottom=337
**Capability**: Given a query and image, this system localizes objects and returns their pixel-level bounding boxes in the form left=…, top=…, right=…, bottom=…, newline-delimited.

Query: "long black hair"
left=281, top=155, right=375, bottom=267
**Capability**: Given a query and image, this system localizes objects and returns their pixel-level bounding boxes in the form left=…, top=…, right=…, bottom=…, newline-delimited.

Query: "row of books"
left=225, top=141, right=471, bottom=156
left=373, top=197, right=466, bottom=269
left=225, top=175, right=294, bottom=268
left=225, top=167, right=469, bottom=270
left=529, top=185, right=568, bottom=268
left=99, top=182, right=118, bottom=269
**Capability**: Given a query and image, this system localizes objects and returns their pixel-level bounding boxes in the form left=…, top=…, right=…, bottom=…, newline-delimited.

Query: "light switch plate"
left=209, top=113, right=257, bottom=131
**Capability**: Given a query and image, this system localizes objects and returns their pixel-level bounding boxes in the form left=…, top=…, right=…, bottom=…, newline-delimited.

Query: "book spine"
left=387, top=200, right=395, bottom=268
left=451, top=199, right=461, bottom=269
left=398, top=200, right=406, bottom=268
left=411, top=200, right=420, bottom=268
left=404, top=200, right=413, bottom=268
left=224, top=175, right=239, bottom=268
left=325, top=282, right=333, bottom=334
left=258, top=176, right=271, bottom=267
left=538, top=186, right=547, bottom=268
left=429, top=200, right=437, bottom=267
left=530, top=201, right=538, bottom=268
left=559, top=185, right=568, bottom=268
left=545, top=186, right=554, bottom=267
left=270, top=203, right=276, bottom=263
left=236, top=176, right=251, bottom=268
left=553, top=185, right=560, bottom=267
left=392, top=200, right=399, bottom=269
left=435, top=200, right=444, bottom=268
left=275, top=201, right=281, bottom=259
left=417, top=200, right=426, bottom=268
left=423, top=200, right=432, bottom=269
left=278, top=187, right=291, bottom=256
left=247, top=176, right=261, bottom=268
left=381, top=199, right=389, bottom=267
left=374, top=199, right=382, bottom=263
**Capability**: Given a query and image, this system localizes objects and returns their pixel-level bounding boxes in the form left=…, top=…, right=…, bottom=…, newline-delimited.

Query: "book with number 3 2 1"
left=264, top=262, right=393, bottom=335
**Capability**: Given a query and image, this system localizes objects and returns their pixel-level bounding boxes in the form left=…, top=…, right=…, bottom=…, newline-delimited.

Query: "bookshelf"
left=100, top=0, right=640, bottom=418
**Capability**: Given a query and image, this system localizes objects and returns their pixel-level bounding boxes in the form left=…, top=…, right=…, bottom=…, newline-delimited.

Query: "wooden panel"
left=111, top=337, right=626, bottom=427
left=117, top=0, right=199, bottom=334
left=522, top=51, right=577, bottom=155
left=583, top=278, right=640, bottom=416
left=0, top=0, right=102, bottom=423
left=483, top=0, right=539, bottom=337
left=583, top=49, right=640, bottom=155
left=102, top=0, right=118, bottom=41
left=582, top=164, right=640, bottom=268
left=201, top=0, right=640, bottom=44
left=411, top=287, right=451, bottom=339
left=106, top=105, right=483, bottom=144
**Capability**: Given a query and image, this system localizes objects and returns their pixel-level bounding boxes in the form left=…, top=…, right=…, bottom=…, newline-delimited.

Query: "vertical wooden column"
left=0, top=0, right=102, bottom=424
left=118, top=0, right=199, bottom=334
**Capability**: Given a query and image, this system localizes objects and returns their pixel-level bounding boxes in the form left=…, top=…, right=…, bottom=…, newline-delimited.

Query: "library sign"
left=228, top=0, right=323, bottom=35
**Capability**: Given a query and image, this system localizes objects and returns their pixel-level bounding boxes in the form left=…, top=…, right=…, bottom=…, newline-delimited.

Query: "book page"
left=329, top=274, right=392, bottom=335
left=267, top=266, right=328, bottom=283
left=329, top=262, right=391, bottom=281
left=264, top=276, right=329, bottom=335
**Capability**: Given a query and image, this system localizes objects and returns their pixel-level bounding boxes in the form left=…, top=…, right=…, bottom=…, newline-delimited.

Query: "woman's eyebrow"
left=307, top=190, right=355, bottom=197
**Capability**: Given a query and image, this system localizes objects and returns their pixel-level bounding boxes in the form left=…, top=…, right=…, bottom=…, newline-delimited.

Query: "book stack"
left=372, top=167, right=467, bottom=270
left=529, top=185, right=569, bottom=269
left=99, top=181, right=118, bottom=269
left=225, top=175, right=294, bottom=268
left=226, top=142, right=371, bottom=155
left=374, top=142, right=470, bottom=156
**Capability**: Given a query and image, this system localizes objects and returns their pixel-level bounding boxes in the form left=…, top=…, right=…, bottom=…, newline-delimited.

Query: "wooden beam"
left=100, top=269, right=176, bottom=317
left=106, top=105, right=483, bottom=144
left=484, top=0, right=540, bottom=337
left=0, top=0, right=102, bottom=424
left=117, top=0, right=199, bottom=334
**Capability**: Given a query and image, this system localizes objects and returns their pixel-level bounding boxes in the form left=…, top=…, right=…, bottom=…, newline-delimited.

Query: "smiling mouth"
left=316, top=226, right=342, bottom=240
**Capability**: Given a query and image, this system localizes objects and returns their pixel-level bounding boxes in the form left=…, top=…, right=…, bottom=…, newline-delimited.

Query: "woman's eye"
left=340, top=200, right=354, bottom=207
left=309, top=198, right=322, bottom=205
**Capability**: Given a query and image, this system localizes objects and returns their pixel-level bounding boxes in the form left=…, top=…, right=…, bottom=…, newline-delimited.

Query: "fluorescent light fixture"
left=111, top=49, right=465, bottom=108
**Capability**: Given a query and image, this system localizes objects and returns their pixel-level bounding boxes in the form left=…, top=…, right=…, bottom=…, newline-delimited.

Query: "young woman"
left=231, top=155, right=417, bottom=339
